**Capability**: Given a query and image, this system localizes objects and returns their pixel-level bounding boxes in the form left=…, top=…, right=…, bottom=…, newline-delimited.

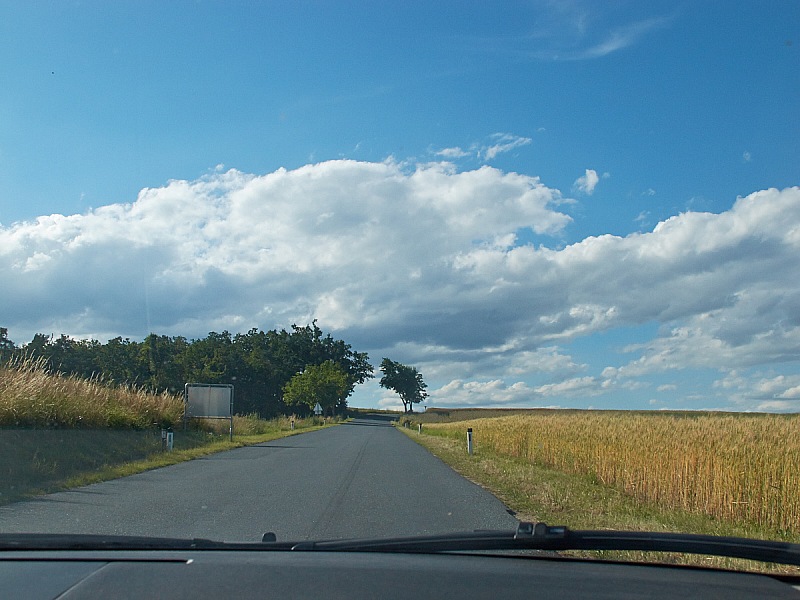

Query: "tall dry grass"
left=0, top=356, right=184, bottom=428
left=424, top=411, right=800, bottom=534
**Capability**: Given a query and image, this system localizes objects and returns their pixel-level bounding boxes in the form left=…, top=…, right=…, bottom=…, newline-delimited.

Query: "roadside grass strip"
left=1, top=419, right=337, bottom=505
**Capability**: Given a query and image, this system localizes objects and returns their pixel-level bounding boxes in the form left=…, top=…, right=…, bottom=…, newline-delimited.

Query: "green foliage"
left=0, top=321, right=373, bottom=418
left=379, top=357, right=428, bottom=413
left=0, top=327, right=15, bottom=363
left=283, top=360, right=350, bottom=415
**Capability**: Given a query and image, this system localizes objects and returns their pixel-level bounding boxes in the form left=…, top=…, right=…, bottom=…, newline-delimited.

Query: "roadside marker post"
left=467, top=428, right=473, bottom=455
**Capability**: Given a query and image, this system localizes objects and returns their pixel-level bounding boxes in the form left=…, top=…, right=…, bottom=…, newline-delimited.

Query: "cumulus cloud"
left=443, top=186, right=800, bottom=407
left=708, top=372, right=800, bottom=412
left=430, top=379, right=534, bottom=407
left=573, top=169, right=600, bottom=194
left=0, top=160, right=570, bottom=344
left=1, top=159, right=798, bottom=411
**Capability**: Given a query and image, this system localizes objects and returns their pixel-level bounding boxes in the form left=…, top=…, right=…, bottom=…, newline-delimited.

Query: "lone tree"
left=283, top=360, right=350, bottom=416
left=379, top=358, right=428, bottom=413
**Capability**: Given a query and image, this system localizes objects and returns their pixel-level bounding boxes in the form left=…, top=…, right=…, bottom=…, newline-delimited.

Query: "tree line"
left=0, top=323, right=371, bottom=417
left=0, top=325, right=429, bottom=415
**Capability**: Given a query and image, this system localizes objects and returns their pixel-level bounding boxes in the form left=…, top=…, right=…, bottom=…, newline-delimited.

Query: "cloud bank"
left=2, top=160, right=798, bottom=411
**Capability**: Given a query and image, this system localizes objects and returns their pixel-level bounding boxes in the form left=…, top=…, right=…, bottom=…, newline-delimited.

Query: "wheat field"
left=423, top=411, right=800, bottom=533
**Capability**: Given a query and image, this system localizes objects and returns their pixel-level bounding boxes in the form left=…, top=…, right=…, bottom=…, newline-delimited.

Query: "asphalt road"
left=0, top=416, right=518, bottom=542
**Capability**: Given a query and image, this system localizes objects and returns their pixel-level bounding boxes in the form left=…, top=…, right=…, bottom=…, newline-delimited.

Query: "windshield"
left=1, top=0, right=798, bottom=572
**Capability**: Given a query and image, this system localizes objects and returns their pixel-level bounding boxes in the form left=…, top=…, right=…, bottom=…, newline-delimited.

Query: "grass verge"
left=397, top=425, right=800, bottom=574
left=1, top=419, right=337, bottom=506
left=60, top=425, right=334, bottom=490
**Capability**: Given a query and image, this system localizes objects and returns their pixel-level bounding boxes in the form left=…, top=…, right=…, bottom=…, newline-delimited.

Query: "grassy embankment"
left=399, top=408, right=800, bottom=572
left=0, top=357, right=336, bottom=504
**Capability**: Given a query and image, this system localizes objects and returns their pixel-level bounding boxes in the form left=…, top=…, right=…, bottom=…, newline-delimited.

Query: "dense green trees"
left=0, top=328, right=14, bottom=363
left=0, top=321, right=372, bottom=417
left=283, top=360, right=350, bottom=416
left=379, top=358, right=428, bottom=413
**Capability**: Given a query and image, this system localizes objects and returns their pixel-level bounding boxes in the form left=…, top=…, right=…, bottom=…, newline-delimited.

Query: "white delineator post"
left=467, top=427, right=473, bottom=455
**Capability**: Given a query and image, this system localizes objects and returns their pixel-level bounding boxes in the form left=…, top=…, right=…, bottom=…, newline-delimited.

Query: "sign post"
left=313, top=402, right=323, bottom=417
left=185, top=383, right=234, bottom=441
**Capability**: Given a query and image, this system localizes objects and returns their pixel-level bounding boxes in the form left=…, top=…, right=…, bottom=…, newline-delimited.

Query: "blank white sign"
left=185, top=384, right=233, bottom=418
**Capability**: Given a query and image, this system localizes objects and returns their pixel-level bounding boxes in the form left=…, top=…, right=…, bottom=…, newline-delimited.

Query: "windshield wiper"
left=291, top=522, right=800, bottom=567
left=0, top=532, right=313, bottom=552
left=0, top=533, right=255, bottom=551
left=3, top=523, right=799, bottom=567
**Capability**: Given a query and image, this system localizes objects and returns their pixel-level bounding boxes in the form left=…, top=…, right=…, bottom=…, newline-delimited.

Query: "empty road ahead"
left=0, top=416, right=518, bottom=542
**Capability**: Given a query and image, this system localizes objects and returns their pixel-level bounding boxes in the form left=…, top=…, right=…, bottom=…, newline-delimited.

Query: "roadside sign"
left=184, top=383, right=234, bottom=441
left=313, top=402, right=323, bottom=416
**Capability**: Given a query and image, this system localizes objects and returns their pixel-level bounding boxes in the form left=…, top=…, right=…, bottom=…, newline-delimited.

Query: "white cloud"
left=533, top=376, right=602, bottom=398
left=573, top=169, right=600, bottom=195
left=436, top=146, right=470, bottom=159
left=709, top=372, right=800, bottom=412
left=483, top=133, right=532, bottom=160
left=503, top=346, right=585, bottom=377
left=447, top=186, right=800, bottom=394
left=433, top=133, right=533, bottom=163
left=2, top=159, right=798, bottom=412
left=578, top=17, right=672, bottom=59
left=0, top=160, right=570, bottom=344
left=430, top=379, right=536, bottom=407
left=517, top=8, right=674, bottom=62
left=757, top=400, right=800, bottom=411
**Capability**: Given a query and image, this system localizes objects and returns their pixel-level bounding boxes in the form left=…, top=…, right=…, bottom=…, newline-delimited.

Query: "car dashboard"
left=4, top=549, right=800, bottom=599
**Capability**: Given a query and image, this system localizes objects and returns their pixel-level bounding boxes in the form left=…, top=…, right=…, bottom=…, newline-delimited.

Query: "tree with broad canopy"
left=283, top=360, right=351, bottom=416
left=379, top=358, right=428, bottom=413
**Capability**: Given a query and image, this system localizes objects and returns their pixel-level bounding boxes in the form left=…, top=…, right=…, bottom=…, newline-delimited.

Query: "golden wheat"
left=425, top=411, right=800, bottom=533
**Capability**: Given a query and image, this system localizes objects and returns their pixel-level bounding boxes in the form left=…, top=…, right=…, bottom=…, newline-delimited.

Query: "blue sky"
left=1, top=1, right=798, bottom=411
